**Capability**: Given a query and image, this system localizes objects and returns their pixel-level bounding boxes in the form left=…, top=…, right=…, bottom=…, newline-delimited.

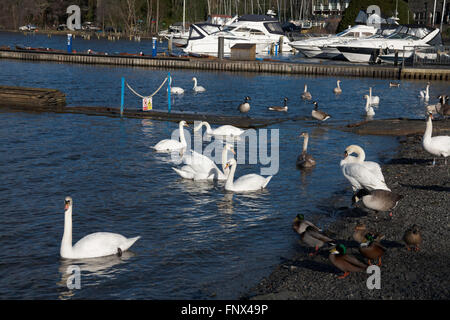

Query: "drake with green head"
left=359, top=233, right=387, bottom=266
left=292, top=213, right=322, bottom=235
left=329, top=244, right=367, bottom=279
left=353, top=223, right=384, bottom=244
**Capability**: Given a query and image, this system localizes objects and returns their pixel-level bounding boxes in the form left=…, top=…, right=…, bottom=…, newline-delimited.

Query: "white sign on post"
left=143, top=97, right=152, bottom=111
left=67, top=5, right=81, bottom=31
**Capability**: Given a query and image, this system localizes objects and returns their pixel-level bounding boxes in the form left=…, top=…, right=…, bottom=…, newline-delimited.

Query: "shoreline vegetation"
left=243, top=133, right=449, bottom=300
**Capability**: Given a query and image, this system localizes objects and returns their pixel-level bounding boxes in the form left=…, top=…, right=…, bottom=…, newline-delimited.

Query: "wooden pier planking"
left=3, top=48, right=447, bottom=80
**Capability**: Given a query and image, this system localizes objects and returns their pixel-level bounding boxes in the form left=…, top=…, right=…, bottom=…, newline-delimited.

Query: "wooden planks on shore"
left=0, top=85, right=66, bottom=110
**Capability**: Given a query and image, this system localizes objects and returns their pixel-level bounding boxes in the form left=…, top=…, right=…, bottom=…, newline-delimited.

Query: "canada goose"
left=329, top=244, right=367, bottom=279
left=423, top=112, right=450, bottom=165
left=301, top=84, right=312, bottom=100
left=389, top=82, right=400, bottom=87
left=311, top=101, right=331, bottom=122
left=268, top=97, right=288, bottom=112
left=352, top=189, right=403, bottom=217
left=403, top=224, right=422, bottom=251
left=333, top=80, right=342, bottom=94
left=437, top=95, right=450, bottom=117
left=296, top=132, right=316, bottom=168
left=238, top=96, right=251, bottom=113
left=192, top=77, right=206, bottom=92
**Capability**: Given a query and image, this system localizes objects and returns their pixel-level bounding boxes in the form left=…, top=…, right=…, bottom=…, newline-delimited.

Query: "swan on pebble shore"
left=422, top=112, right=450, bottom=165
left=60, top=197, right=140, bottom=259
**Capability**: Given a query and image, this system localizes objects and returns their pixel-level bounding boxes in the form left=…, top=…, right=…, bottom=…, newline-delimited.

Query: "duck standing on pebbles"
left=292, top=214, right=322, bottom=234
left=353, top=223, right=385, bottom=244
left=329, top=244, right=367, bottom=279
left=293, top=214, right=334, bottom=256
left=352, top=189, right=403, bottom=217
left=359, top=233, right=387, bottom=266
left=403, top=225, right=422, bottom=251
left=311, top=101, right=331, bottom=123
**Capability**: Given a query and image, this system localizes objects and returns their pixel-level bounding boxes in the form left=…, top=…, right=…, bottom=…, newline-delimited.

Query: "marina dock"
left=1, top=48, right=449, bottom=80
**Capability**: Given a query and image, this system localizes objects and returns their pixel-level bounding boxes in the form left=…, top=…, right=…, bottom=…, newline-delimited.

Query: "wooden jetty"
left=0, top=85, right=66, bottom=109
left=1, top=47, right=449, bottom=80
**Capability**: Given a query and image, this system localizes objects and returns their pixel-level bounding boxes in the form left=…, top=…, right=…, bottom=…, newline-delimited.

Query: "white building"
left=312, top=0, right=351, bottom=17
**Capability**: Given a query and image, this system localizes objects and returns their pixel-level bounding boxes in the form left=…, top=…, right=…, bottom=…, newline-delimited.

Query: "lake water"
left=0, top=32, right=448, bottom=299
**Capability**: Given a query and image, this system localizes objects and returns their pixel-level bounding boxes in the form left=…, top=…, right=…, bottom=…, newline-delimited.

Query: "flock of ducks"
left=59, top=79, right=448, bottom=275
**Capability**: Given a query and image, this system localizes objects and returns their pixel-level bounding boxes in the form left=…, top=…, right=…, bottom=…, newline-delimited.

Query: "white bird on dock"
left=192, top=77, right=206, bottom=92
left=333, top=80, right=342, bottom=94
left=168, top=77, right=184, bottom=95
left=363, top=94, right=375, bottom=117
left=224, top=158, right=272, bottom=192
left=153, top=120, right=189, bottom=151
left=422, top=112, right=450, bottom=166
left=419, top=82, right=430, bottom=101
left=301, top=84, right=312, bottom=100
left=340, top=145, right=390, bottom=192
left=194, top=121, right=244, bottom=137
left=60, top=197, right=140, bottom=259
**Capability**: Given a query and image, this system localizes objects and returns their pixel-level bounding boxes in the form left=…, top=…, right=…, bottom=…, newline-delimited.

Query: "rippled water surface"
left=0, top=32, right=448, bottom=299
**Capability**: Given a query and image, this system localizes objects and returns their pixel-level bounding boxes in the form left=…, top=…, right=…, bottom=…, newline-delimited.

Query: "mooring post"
left=218, top=36, right=224, bottom=60
left=120, top=77, right=125, bottom=117
left=168, top=72, right=171, bottom=113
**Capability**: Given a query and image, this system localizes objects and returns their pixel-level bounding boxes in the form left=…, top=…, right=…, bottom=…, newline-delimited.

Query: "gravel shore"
left=243, top=134, right=449, bottom=300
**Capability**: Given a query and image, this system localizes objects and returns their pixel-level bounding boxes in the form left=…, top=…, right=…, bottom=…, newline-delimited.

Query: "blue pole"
left=120, top=77, right=125, bottom=117
left=168, top=72, right=171, bottom=113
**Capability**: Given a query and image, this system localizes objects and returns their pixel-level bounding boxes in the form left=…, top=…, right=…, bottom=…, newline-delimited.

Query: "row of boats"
left=160, top=11, right=444, bottom=64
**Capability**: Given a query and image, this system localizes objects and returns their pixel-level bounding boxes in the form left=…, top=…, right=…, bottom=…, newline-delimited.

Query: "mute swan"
left=389, top=82, right=400, bottom=87
left=238, top=96, right=251, bottom=113
left=419, top=82, right=430, bottom=100
left=173, top=144, right=235, bottom=180
left=268, top=97, right=288, bottom=112
left=296, top=132, right=316, bottom=168
left=312, top=101, right=331, bottom=122
left=340, top=145, right=390, bottom=192
left=422, top=112, right=450, bottom=165
left=192, top=77, right=206, bottom=92
left=61, top=197, right=140, bottom=259
left=168, top=77, right=184, bottom=95
left=333, top=80, right=342, bottom=94
left=153, top=120, right=189, bottom=151
left=352, top=189, right=403, bottom=216
left=368, top=87, right=379, bottom=105
left=301, top=84, right=312, bottom=100
left=224, top=158, right=272, bottom=192
left=194, top=121, right=244, bottom=137
left=363, top=94, right=375, bottom=117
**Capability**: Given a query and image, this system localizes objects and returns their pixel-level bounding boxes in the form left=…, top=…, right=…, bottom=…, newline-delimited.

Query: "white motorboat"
left=289, top=24, right=379, bottom=59
left=183, top=13, right=292, bottom=56
left=336, top=25, right=442, bottom=63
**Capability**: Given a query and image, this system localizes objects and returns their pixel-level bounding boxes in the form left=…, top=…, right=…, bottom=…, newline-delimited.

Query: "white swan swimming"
left=368, top=87, right=379, bottom=105
left=333, top=80, right=342, bottom=94
left=168, top=77, right=184, bottom=95
left=153, top=120, right=189, bottom=151
left=419, top=82, right=430, bottom=101
left=173, top=144, right=235, bottom=180
left=301, top=84, right=312, bottom=100
left=224, top=158, right=272, bottom=192
left=194, top=121, right=244, bottom=137
left=60, top=197, right=140, bottom=259
left=363, top=94, right=375, bottom=117
left=340, top=145, right=390, bottom=192
left=192, top=77, right=206, bottom=92
left=423, top=112, right=450, bottom=165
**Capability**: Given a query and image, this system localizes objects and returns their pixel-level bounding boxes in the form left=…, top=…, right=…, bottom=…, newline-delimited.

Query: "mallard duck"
left=352, top=189, right=403, bottom=217
left=292, top=213, right=322, bottom=235
left=359, top=233, right=387, bottom=266
left=296, top=222, right=334, bottom=256
left=296, top=132, right=316, bottom=168
left=403, top=224, right=422, bottom=251
left=311, top=101, right=331, bottom=122
left=353, top=223, right=384, bottom=244
left=329, top=244, right=367, bottom=279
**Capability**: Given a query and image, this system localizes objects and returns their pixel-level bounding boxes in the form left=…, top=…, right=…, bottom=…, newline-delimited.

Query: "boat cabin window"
left=362, top=32, right=374, bottom=36
left=264, top=22, right=284, bottom=35
left=188, top=27, right=204, bottom=40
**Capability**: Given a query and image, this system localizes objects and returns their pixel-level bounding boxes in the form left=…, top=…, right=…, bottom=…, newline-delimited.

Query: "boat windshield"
left=264, top=22, right=284, bottom=35
left=388, top=25, right=432, bottom=40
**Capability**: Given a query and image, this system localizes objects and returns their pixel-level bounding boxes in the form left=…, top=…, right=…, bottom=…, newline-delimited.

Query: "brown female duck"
left=403, top=224, right=422, bottom=251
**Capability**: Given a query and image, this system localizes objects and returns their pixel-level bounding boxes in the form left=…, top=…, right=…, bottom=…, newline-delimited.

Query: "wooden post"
left=168, top=35, right=173, bottom=53
left=218, top=36, right=224, bottom=60
left=278, top=36, right=283, bottom=54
